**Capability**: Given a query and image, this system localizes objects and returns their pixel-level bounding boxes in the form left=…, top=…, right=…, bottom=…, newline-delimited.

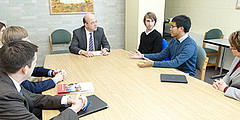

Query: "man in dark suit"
left=0, top=40, right=87, bottom=119
left=69, top=13, right=110, bottom=57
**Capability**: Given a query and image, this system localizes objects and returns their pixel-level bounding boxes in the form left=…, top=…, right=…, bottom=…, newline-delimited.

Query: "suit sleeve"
left=100, top=28, right=110, bottom=51
left=69, top=30, right=82, bottom=54
left=32, top=67, right=51, bottom=77
left=224, top=87, right=240, bottom=101
left=21, top=79, right=56, bottom=94
left=0, top=89, right=78, bottom=120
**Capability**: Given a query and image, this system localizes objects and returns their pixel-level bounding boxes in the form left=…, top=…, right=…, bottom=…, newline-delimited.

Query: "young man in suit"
left=213, top=30, right=240, bottom=101
left=69, top=13, right=110, bottom=57
left=129, top=15, right=197, bottom=76
left=0, top=40, right=87, bottom=119
left=2, top=26, right=66, bottom=94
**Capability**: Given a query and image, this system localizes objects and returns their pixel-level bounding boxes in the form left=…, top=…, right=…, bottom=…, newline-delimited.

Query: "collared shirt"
left=8, top=75, right=21, bottom=93
left=178, top=33, right=189, bottom=43
left=145, top=28, right=155, bottom=35
left=85, top=27, right=95, bottom=51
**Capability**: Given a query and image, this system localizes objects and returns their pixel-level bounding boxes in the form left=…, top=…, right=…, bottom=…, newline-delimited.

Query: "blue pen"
left=83, top=101, right=90, bottom=111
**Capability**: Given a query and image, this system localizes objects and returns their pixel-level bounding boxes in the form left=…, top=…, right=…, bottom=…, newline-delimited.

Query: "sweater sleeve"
left=144, top=41, right=171, bottom=61
left=153, top=43, right=196, bottom=68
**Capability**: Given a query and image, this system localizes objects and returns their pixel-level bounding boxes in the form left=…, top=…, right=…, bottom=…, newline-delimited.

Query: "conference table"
left=43, top=49, right=240, bottom=120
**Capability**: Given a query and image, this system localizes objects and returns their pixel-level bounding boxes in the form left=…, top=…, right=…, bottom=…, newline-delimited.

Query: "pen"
left=83, top=101, right=90, bottom=111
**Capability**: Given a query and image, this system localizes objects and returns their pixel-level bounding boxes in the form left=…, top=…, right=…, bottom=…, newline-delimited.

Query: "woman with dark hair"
left=0, top=22, right=6, bottom=47
left=213, top=30, right=240, bottom=101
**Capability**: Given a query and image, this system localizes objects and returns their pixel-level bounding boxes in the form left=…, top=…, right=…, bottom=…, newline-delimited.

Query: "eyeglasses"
left=170, top=25, right=177, bottom=28
left=87, top=20, right=97, bottom=25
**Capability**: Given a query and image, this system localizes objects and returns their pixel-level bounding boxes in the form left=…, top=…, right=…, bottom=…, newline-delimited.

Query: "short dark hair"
left=143, top=12, right=157, bottom=26
left=83, top=16, right=87, bottom=24
left=172, top=15, right=191, bottom=33
left=229, top=30, right=240, bottom=52
left=0, top=40, right=38, bottom=73
left=0, top=22, right=6, bottom=30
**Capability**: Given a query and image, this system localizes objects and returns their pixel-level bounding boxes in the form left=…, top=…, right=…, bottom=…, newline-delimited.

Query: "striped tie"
left=89, top=33, right=94, bottom=51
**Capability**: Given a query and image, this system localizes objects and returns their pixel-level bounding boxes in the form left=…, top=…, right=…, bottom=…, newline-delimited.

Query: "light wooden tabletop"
left=43, top=49, right=240, bottom=120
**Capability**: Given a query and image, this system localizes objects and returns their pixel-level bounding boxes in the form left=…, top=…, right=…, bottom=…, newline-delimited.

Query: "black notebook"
left=78, top=94, right=108, bottom=118
left=160, top=74, right=188, bottom=83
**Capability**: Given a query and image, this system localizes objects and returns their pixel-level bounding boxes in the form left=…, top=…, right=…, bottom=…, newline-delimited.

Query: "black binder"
left=160, top=74, right=188, bottom=83
left=78, top=94, right=108, bottom=118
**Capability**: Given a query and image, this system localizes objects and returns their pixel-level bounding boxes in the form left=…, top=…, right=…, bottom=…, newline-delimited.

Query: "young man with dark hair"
left=0, top=40, right=87, bottom=119
left=129, top=15, right=197, bottom=76
left=138, top=12, right=163, bottom=54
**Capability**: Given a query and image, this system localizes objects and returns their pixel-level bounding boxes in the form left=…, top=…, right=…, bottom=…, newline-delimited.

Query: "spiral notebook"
left=78, top=95, right=108, bottom=118
left=160, top=74, right=188, bottom=83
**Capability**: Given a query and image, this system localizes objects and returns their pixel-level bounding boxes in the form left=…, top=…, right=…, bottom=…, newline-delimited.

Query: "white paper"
left=79, top=82, right=95, bottom=93
left=91, top=51, right=102, bottom=56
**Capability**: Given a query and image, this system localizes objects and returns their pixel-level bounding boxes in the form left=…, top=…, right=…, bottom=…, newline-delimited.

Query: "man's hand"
left=101, top=48, right=109, bottom=56
left=69, top=92, right=88, bottom=113
left=52, top=69, right=67, bottom=80
left=129, top=49, right=143, bottom=59
left=137, top=58, right=154, bottom=68
left=81, top=50, right=94, bottom=57
left=212, top=79, right=227, bottom=92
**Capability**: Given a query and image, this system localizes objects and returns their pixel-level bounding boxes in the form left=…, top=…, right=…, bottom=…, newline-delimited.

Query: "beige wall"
left=165, top=0, right=240, bottom=70
left=125, top=0, right=165, bottom=51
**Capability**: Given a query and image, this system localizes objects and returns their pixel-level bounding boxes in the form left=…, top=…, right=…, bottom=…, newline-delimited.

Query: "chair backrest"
left=50, top=29, right=71, bottom=44
left=50, top=29, right=72, bottom=54
left=204, top=28, right=223, bottom=40
left=161, top=38, right=168, bottom=51
left=196, top=45, right=209, bottom=81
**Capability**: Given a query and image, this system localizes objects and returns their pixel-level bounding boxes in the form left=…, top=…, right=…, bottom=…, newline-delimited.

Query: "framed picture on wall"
left=236, top=0, right=240, bottom=9
left=49, top=0, right=94, bottom=14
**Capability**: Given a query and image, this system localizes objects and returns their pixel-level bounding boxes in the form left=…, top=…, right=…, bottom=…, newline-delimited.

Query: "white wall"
left=125, top=0, right=165, bottom=51
left=165, top=0, right=240, bottom=70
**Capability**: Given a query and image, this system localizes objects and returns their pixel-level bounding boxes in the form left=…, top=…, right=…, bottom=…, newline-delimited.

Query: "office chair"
left=49, top=29, right=72, bottom=54
left=202, top=28, right=224, bottom=70
left=196, top=45, right=209, bottom=81
left=161, top=38, right=171, bottom=61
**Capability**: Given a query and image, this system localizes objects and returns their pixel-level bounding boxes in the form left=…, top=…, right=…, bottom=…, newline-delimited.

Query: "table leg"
left=211, top=47, right=226, bottom=79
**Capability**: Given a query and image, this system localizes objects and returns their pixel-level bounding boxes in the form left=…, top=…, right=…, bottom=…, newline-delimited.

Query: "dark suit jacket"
left=21, top=67, right=56, bottom=94
left=0, top=71, right=78, bottom=120
left=223, top=57, right=240, bottom=101
left=32, top=67, right=51, bottom=77
left=69, top=26, right=110, bottom=54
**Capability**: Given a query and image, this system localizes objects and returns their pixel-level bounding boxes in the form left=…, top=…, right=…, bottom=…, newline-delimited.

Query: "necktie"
left=89, top=33, right=94, bottom=51
left=20, top=89, right=23, bottom=95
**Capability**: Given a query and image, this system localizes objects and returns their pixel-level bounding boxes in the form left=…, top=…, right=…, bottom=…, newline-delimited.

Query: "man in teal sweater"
left=129, top=15, right=197, bottom=76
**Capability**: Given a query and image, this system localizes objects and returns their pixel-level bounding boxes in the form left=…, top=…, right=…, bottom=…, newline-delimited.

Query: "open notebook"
left=78, top=95, right=108, bottom=118
left=160, top=74, right=188, bottom=83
